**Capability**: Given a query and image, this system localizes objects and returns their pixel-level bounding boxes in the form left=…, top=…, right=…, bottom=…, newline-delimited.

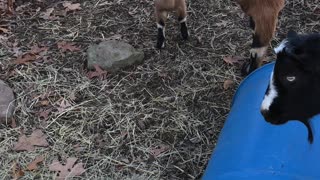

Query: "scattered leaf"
left=40, top=8, right=55, bottom=20
left=39, top=108, right=53, bottom=120
left=63, top=2, right=81, bottom=11
left=41, top=100, right=50, bottom=106
left=223, top=79, right=234, bottom=90
left=54, top=10, right=67, bottom=17
left=30, top=45, right=48, bottom=55
left=57, top=41, right=80, bottom=52
left=150, top=145, right=170, bottom=157
left=27, top=156, right=44, bottom=171
left=87, top=64, right=107, bottom=79
left=12, top=161, right=24, bottom=180
left=49, top=157, right=85, bottom=180
left=12, top=47, right=23, bottom=57
left=223, top=56, right=243, bottom=65
left=13, top=129, right=49, bottom=152
left=13, top=54, right=37, bottom=65
left=57, top=98, right=72, bottom=113
left=0, top=27, right=9, bottom=33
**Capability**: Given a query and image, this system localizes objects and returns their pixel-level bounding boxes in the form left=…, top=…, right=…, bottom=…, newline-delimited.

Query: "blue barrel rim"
left=231, top=61, right=275, bottom=106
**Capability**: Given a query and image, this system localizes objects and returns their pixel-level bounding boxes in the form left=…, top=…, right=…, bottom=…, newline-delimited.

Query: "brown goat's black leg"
left=176, top=3, right=188, bottom=40
left=178, top=17, right=188, bottom=40
left=156, top=20, right=166, bottom=49
left=241, top=53, right=259, bottom=76
left=155, top=10, right=167, bottom=49
left=241, top=32, right=267, bottom=76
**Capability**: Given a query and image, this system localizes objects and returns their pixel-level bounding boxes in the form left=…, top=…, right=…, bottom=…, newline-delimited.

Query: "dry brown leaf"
left=39, top=108, right=52, bottom=120
left=63, top=2, right=81, bottom=11
left=12, top=161, right=24, bottom=180
left=57, top=98, right=72, bottom=113
left=27, top=155, right=44, bottom=171
left=150, top=145, right=170, bottom=157
left=41, top=100, right=50, bottom=106
left=49, top=157, right=85, bottom=180
left=57, top=41, right=80, bottom=52
left=13, top=54, right=37, bottom=65
left=223, top=56, right=242, bottom=65
left=223, top=79, right=234, bottom=90
left=54, top=10, right=67, bottom=17
left=13, top=129, right=49, bottom=151
left=87, top=64, right=107, bottom=79
left=0, top=27, right=9, bottom=33
left=30, top=45, right=48, bottom=55
left=40, top=8, right=55, bottom=20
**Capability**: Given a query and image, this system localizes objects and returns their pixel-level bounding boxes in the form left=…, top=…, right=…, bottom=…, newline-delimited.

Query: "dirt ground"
left=0, top=0, right=319, bottom=179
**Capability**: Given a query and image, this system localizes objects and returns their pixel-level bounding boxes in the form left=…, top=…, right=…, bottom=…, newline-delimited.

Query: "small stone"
left=87, top=40, right=144, bottom=72
left=0, top=80, right=15, bottom=124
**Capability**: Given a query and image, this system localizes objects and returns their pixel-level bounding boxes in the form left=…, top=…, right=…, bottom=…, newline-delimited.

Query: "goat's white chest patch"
left=261, top=71, right=278, bottom=111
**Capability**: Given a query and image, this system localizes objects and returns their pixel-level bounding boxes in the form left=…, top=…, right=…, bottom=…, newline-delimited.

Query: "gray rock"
left=87, top=40, right=144, bottom=72
left=0, top=80, right=15, bottom=123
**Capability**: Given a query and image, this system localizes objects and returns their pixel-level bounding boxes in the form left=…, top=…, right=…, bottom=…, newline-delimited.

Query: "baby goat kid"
left=260, top=31, right=320, bottom=144
left=237, top=0, right=285, bottom=75
left=154, top=0, right=188, bottom=49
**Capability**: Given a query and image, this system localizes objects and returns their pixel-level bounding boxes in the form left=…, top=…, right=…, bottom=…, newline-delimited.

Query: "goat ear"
left=287, top=30, right=298, bottom=38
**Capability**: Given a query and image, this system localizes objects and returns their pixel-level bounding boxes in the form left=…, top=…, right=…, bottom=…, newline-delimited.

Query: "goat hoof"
left=156, top=42, right=165, bottom=49
left=182, top=32, right=189, bottom=40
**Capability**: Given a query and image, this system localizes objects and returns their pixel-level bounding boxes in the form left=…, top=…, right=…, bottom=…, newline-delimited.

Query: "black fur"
left=178, top=17, right=188, bottom=40
left=241, top=53, right=258, bottom=76
left=156, top=20, right=165, bottom=49
left=156, top=28, right=165, bottom=49
left=261, top=31, right=320, bottom=144
left=241, top=33, right=263, bottom=76
left=252, top=33, right=262, bottom=48
left=249, top=16, right=255, bottom=30
left=180, top=22, right=188, bottom=40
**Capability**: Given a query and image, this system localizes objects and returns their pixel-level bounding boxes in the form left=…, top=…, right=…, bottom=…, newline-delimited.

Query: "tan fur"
left=237, top=0, right=285, bottom=69
left=155, top=0, right=187, bottom=24
left=237, top=0, right=285, bottom=46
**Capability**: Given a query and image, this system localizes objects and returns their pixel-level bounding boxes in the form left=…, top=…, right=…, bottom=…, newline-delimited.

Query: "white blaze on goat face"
left=274, top=39, right=288, bottom=53
left=261, top=71, right=278, bottom=111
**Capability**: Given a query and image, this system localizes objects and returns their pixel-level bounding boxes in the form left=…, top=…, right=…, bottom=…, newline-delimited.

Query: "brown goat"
left=237, top=0, right=285, bottom=75
left=154, top=0, right=188, bottom=49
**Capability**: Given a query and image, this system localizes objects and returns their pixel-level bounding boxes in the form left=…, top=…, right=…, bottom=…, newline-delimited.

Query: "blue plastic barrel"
left=202, top=62, right=320, bottom=180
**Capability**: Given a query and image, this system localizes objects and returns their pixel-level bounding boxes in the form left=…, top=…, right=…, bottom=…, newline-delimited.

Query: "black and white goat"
left=237, top=0, right=285, bottom=75
left=260, top=31, right=320, bottom=144
left=154, top=0, right=188, bottom=49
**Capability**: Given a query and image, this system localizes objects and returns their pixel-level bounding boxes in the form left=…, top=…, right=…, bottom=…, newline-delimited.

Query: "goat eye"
left=286, top=76, right=296, bottom=82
